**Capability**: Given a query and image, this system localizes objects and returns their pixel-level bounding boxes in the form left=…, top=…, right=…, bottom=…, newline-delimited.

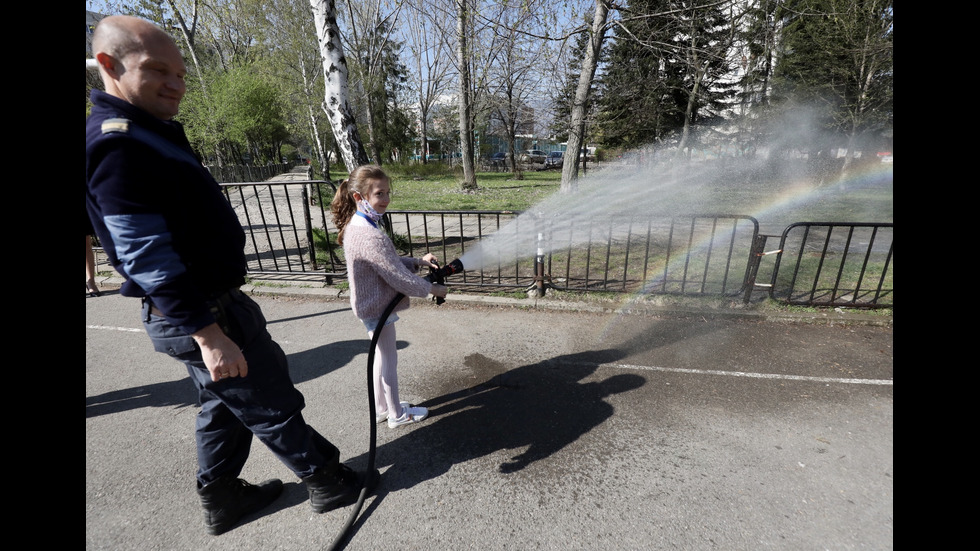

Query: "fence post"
left=534, top=231, right=545, bottom=297
left=742, top=234, right=769, bottom=304
left=302, top=185, right=318, bottom=270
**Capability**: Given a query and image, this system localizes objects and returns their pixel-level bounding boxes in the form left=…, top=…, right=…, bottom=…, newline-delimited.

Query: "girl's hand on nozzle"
left=421, top=253, right=439, bottom=268
left=430, top=284, right=447, bottom=298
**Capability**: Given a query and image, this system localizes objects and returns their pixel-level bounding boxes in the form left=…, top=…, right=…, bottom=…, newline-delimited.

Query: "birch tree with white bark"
left=253, top=0, right=336, bottom=180
left=309, top=0, right=370, bottom=171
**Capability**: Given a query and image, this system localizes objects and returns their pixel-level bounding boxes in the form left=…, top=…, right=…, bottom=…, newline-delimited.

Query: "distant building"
left=86, top=11, right=106, bottom=57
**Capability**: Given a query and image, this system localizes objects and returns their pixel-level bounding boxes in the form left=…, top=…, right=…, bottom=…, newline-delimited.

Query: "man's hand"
left=192, top=323, right=247, bottom=382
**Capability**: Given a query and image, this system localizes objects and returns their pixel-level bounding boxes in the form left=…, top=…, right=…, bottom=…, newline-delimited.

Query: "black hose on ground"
left=326, top=291, right=405, bottom=551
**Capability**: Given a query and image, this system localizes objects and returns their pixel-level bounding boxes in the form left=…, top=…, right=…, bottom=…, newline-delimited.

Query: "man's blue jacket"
left=86, top=89, right=247, bottom=335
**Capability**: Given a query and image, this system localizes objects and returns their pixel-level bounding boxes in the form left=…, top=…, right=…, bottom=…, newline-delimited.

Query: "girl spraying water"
left=330, top=165, right=448, bottom=428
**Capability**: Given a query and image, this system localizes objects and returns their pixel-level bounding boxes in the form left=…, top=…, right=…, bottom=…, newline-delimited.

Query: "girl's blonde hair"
left=330, top=164, right=390, bottom=245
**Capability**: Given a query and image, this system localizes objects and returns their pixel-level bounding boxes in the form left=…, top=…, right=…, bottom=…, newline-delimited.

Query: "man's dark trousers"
left=141, top=289, right=341, bottom=485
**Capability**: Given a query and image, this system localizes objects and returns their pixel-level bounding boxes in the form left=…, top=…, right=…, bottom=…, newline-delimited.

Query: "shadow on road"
left=336, top=317, right=725, bottom=490
left=86, top=377, right=198, bottom=418
left=356, top=347, right=646, bottom=486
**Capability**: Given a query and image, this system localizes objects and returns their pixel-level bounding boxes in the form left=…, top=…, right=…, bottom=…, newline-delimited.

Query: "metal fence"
left=216, top=179, right=341, bottom=277
left=381, top=210, right=760, bottom=300
left=209, top=179, right=892, bottom=309
left=753, top=222, right=894, bottom=308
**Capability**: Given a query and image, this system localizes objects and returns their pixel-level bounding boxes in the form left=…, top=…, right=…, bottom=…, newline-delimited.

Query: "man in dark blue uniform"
left=86, top=15, right=373, bottom=536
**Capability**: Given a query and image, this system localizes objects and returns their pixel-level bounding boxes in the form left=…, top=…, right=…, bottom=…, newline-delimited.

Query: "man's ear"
left=95, top=52, right=122, bottom=78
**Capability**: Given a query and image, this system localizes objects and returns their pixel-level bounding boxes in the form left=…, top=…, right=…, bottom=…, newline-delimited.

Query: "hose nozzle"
left=440, top=258, right=465, bottom=278
left=424, top=258, right=464, bottom=304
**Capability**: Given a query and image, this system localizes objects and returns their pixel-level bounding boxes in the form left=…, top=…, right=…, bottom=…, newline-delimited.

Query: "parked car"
left=520, top=149, right=547, bottom=164
left=544, top=151, right=563, bottom=168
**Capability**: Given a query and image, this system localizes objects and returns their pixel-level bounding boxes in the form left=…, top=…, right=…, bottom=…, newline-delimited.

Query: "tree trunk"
left=419, top=112, right=430, bottom=163
left=365, top=94, right=382, bottom=165
left=675, top=61, right=704, bottom=158
left=307, top=105, right=326, bottom=174
left=456, top=0, right=477, bottom=191
left=560, top=0, right=609, bottom=192
left=297, top=54, right=328, bottom=179
left=841, top=126, right=857, bottom=175
left=506, top=117, right=520, bottom=178
left=309, top=0, right=369, bottom=172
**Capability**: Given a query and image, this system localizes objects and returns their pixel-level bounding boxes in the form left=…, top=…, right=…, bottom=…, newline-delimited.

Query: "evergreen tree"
left=730, top=0, right=782, bottom=156
left=771, top=0, right=893, bottom=171
left=594, top=0, right=675, bottom=150
left=664, top=0, right=740, bottom=156
left=592, top=0, right=739, bottom=155
left=360, top=25, right=416, bottom=164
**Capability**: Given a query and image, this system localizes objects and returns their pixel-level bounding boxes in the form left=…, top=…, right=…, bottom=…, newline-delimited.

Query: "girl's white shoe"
left=387, top=406, right=429, bottom=428
left=376, top=401, right=411, bottom=423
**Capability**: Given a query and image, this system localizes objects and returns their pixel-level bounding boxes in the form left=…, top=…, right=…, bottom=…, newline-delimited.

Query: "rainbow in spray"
left=458, top=151, right=892, bottom=332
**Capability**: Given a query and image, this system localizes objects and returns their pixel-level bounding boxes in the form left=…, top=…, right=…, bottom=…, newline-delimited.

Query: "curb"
left=91, top=275, right=891, bottom=327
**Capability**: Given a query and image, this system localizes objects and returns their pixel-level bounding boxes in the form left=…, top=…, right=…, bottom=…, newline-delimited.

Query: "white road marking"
left=86, top=325, right=144, bottom=333
left=604, top=363, right=892, bottom=386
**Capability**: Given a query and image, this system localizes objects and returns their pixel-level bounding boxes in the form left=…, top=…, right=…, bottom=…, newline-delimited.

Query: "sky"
left=87, top=0, right=110, bottom=14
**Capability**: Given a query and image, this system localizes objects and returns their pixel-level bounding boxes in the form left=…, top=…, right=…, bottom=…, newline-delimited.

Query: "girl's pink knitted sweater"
left=342, top=219, right=433, bottom=321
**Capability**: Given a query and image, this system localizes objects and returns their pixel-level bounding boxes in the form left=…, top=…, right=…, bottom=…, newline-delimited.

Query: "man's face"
left=114, top=35, right=187, bottom=120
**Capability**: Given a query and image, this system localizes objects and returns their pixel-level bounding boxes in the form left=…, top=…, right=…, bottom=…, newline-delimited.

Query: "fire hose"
left=327, top=258, right=463, bottom=550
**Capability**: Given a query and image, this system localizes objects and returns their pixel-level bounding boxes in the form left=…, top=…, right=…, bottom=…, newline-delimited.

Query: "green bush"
left=311, top=227, right=339, bottom=265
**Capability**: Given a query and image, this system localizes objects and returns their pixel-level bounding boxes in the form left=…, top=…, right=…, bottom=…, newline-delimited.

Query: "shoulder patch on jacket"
left=101, top=118, right=131, bottom=134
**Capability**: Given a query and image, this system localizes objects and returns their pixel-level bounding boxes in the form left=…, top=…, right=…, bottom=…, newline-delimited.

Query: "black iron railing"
left=760, top=222, right=894, bottom=308
left=205, top=180, right=892, bottom=309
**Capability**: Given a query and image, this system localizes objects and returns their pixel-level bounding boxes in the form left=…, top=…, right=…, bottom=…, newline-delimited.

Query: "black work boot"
left=302, top=464, right=379, bottom=514
left=197, top=476, right=283, bottom=535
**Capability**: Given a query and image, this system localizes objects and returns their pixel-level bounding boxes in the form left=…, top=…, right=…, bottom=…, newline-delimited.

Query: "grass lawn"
left=326, top=164, right=561, bottom=212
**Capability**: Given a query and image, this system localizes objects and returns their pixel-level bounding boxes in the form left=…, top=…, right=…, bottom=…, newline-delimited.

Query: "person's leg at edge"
left=85, top=235, right=101, bottom=296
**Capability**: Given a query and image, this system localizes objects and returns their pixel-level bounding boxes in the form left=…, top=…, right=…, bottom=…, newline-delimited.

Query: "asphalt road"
left=85, top=287, right=893, bottom=550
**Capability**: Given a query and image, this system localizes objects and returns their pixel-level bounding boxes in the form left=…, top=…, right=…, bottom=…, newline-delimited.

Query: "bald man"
left=86, top=15, right=374, bottom=536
